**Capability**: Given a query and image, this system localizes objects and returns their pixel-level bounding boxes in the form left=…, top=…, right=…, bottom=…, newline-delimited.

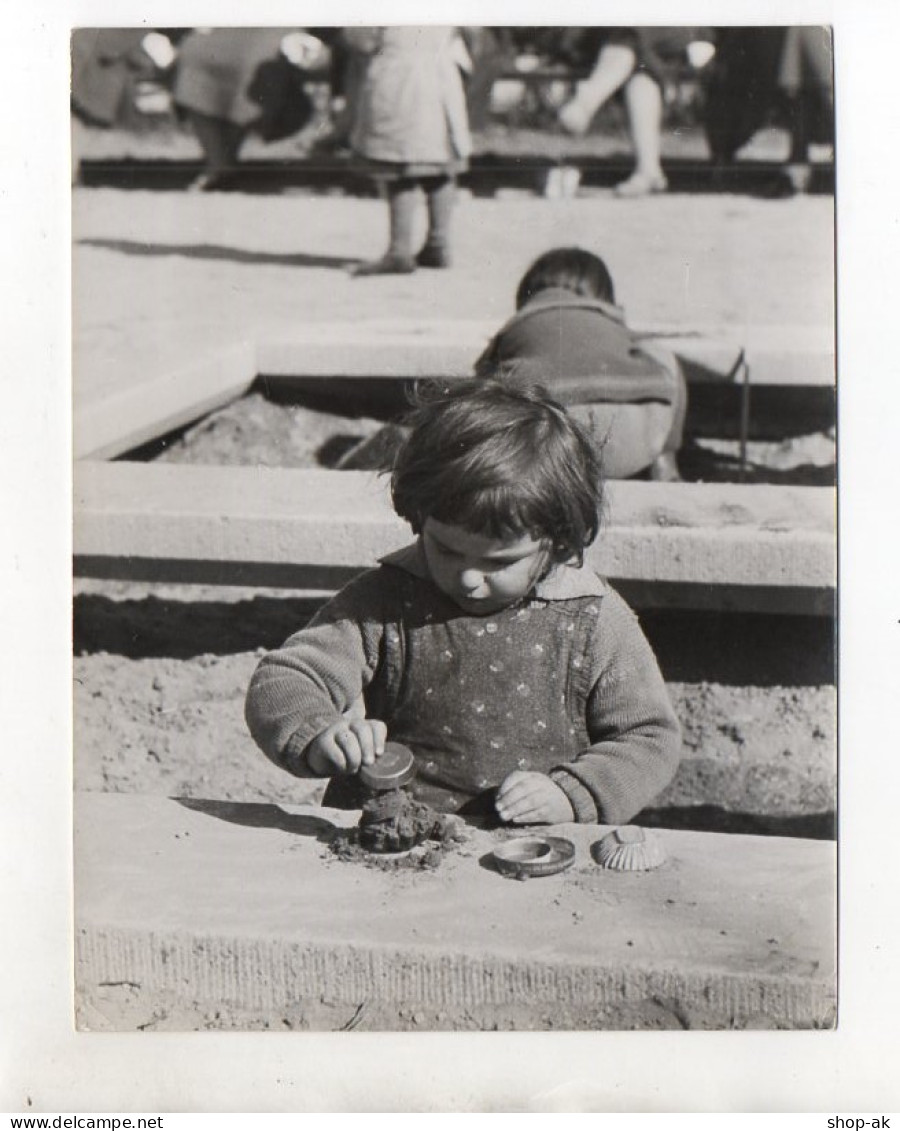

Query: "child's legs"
left=385, top=177, right=420, bottom=259
left=419, top=174, right=456, bottom=252
left=638, top=345, right=688, bottom=454
left=623, top=71, right=664, bottom=177
left=568, top=402, right=674, bottom=479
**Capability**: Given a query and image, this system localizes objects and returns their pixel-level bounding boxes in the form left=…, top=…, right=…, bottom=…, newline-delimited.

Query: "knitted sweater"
left=245, top=542, right=681, bottom=824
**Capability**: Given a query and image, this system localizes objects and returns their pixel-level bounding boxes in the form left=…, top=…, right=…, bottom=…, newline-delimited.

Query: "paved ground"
left=73, top=185, right=835, bottom=411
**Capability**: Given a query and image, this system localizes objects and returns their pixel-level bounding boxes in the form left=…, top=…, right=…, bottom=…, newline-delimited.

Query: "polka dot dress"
left=385, top=590, right=595, bottom=810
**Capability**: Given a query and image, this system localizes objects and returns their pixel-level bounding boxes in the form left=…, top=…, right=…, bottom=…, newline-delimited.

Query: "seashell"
left=592, top=826, right=667, bottom=872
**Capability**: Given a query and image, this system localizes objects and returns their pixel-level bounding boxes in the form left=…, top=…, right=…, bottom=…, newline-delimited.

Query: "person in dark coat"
left=703, top=26, right=833, bottom=188
left=71, top=28, right=161, bottom=126
left=71, top=29, right=176, bottom=182
left=172, top=28, right=322, bottom=190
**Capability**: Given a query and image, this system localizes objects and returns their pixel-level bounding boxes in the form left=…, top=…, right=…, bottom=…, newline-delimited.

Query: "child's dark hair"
left=390, top=378, right=604, bottom=565
left=515, top=246, right=616, bottom=310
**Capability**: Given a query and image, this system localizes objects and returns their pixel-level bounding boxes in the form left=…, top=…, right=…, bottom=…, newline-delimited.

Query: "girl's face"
left=421, top=517, right=552, bottom=616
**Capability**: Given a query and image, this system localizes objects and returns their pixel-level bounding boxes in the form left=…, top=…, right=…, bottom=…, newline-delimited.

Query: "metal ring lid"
left=358, top=742, right=416, bottom=791
left=491, top=836, right=576, bottom=879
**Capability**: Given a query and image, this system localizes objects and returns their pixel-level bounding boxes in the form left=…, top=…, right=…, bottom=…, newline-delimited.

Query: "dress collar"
left=379, top=540, right=606, bottom=601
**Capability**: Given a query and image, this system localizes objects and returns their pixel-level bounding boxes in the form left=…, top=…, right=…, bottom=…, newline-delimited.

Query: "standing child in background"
left=344, top=26, right=472, bottom=275
left=245, top=380, right=680, bottom=825
left=475, top=246, right=688, bottom=481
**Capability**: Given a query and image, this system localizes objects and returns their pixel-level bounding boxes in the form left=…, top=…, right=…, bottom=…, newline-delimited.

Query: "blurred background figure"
left=457, top=27, right=517, bottom=131
left=703, top=27, right=833, bottom=191
left=171, top=27, right=329, bottom=191
left=557, top=27, right=716, bottom=196
left=300, top=32, right=364, bottom=155
left=73, top=25, right=834, bottom=198
left=344, top=26, right=472, bottom=275
left=71, top=28, right=176, bottom=181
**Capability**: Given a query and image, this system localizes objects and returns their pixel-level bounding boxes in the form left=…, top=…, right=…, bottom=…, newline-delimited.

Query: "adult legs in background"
left=616, top=71, right=667, bottom=196
left=417, top=175, right=456, bottom=268
left=186, top=109, right=246, bottom=191
left=779, top=26, right=834, bottom=192
left=352, top=177, right=419, bottom=276
left=558, top=43, right=667, bottom=196
left=558, top=43, right=638, bottom=135
left=702, top=28, right=788, bottom=165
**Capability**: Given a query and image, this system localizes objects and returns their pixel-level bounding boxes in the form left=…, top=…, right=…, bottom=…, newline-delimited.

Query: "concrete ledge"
left=73, top=463, right=836, bottom=613
left=79, top=152, right=836, bottom=199
left=74, top=792, right=836, bottom=1031
left=74, top=341, right=256, bottom=461
left=256, top=325, right=834, bottom=389
left=74, top=325, right=834, bottom=460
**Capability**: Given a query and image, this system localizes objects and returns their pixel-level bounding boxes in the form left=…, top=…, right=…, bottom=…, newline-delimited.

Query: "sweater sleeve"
left=549, top=589, right=681, bottom=824
left=244, top=569, right=391, bottom=778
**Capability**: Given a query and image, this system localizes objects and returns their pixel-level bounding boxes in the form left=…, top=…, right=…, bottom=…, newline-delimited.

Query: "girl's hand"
left=306, top=718, right=388, bottom=776
left=495, top=771, right=575, bottom=825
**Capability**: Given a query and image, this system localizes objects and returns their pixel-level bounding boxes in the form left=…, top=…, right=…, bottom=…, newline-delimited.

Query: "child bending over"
left=245, top=380, right=680, bottom=825
left=475, top=246, right=688, bottom=481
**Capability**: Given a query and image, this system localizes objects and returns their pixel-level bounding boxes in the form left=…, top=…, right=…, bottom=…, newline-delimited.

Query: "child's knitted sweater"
left=245, top=542, right=681, bottom=823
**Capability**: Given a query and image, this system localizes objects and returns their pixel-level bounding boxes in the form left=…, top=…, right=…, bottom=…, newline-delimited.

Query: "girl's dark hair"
left=515, top=246, right=616, bottom=309
left=390, top=378, right=604, bottom=565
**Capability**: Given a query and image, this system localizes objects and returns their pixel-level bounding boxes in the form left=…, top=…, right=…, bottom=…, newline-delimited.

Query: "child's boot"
left=416, top=176, right=455, bottom=268
left=352, top=255, right=416, bottom=277
left=352, top=179, right=418, bottom=276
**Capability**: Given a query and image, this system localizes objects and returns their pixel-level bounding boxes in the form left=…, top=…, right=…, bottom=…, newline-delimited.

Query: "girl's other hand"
left=306, top=718, right=388, bottom=775
left=495, top=770, right=575, bottom=825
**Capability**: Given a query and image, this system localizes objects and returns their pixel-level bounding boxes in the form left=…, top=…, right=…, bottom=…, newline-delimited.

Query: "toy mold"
left=358, top=741, right=416, bottom=792
left=591, top=826, right=667, bottom=872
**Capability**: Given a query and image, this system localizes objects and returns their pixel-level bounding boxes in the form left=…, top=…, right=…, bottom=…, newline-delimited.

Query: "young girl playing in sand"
left=343, top=26, right=472, bottom=275
left=245, top=380, right=680, bottom=825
